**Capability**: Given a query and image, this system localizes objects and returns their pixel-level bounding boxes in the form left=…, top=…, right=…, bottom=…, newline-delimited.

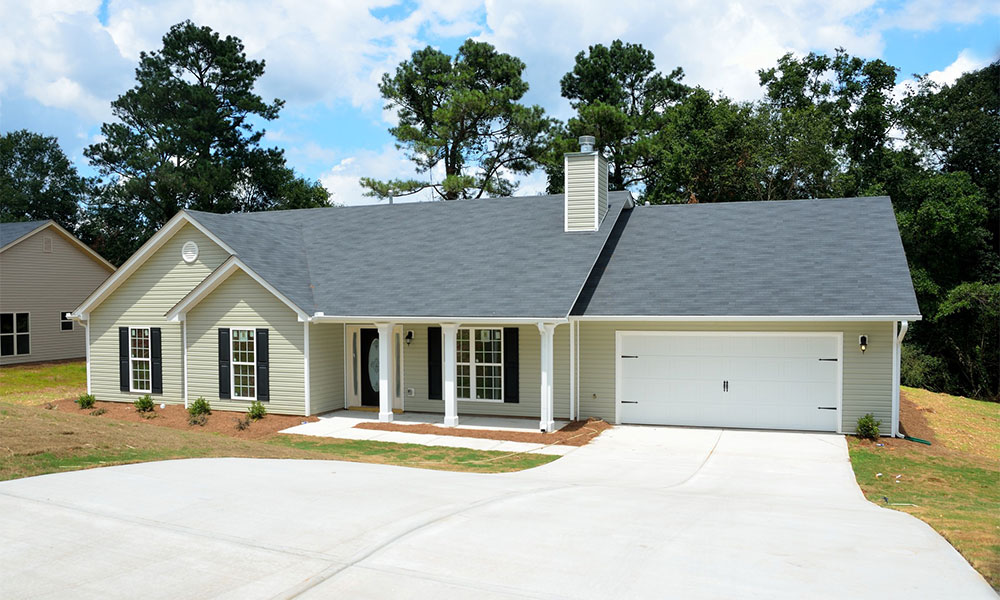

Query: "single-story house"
left=1, top=220, right=115, bottom=365
left=71, top=138, right=920, bottom=435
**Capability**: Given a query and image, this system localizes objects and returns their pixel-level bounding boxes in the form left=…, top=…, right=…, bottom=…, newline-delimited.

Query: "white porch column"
left=538, top=322, right=556, bottom=432
left=441, top=323, right=460, bottom=427
left=376, top=322, right=394, bottom=422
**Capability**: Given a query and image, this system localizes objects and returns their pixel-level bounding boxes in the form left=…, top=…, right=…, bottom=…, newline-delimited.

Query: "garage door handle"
left=621, top=355, right=639, bottom=359
left=621, top=400, right=638, bottom=404
left=817, top=406, right=837, bottom=410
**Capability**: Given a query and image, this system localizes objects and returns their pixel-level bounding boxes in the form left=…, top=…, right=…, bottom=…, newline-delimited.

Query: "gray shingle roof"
left=188, top=192, right=630, bottom=319
left=0, top=220, right=49, bottom=248
left=572, top=196, right=920, bottom=317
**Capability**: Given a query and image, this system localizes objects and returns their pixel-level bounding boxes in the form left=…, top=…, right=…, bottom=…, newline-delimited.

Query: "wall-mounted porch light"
left=405, top=330, right=414, bottom=346
left=859, top=335, right=868, bottom=354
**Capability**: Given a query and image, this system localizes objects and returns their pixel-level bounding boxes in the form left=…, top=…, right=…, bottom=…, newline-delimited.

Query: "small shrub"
left=856, top=413, right=881, bottom=440
left=133, top=395, right=154, bottom=413
left=187, top=397, right=211, bottom=417
left=188, top=413, right=208, bottom=426
left=234, top=415, right=251, bottom=431
left=76, top=394, right=96, bottom=409
left=89, top=407, right=106, bottom=416
left=247, top=401, right=266, bottom=421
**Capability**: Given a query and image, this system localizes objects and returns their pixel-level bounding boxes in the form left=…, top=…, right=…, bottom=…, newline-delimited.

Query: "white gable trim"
left=71, top=211, right=236, bottom=319
left=164, top=255, right=310, bottom=322
left=1, top=221, right=116, bottom=271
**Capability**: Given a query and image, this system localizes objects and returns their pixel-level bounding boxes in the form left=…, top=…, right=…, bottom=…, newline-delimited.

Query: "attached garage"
left=616, top=332, right=842, bottom=432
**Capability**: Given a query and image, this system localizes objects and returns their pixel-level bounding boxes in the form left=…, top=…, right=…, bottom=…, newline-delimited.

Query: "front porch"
left=281, top=410, right=575, bottom=455
left=310, top=320, right=575, bottom=432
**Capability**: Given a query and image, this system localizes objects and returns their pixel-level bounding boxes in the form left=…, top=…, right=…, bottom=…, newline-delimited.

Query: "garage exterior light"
left=859, top=335, right=868, bottom=354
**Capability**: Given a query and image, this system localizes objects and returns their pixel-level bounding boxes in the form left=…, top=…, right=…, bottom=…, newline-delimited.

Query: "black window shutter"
left=503, top=327, right=519, bottom=403
left=427, top=326, right=442, bottom=400
left=256, top=328, right=269, bottom=402
left=218, top=328, right=231, bottom=399
left=118, top=327, right=129, bottom=392
left=150, top=327, right=162, bottom=394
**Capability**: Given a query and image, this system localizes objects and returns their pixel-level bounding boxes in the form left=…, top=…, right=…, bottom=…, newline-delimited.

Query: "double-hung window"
left=60, top=312, right=74, bottom=331
left=0, top=313, right=29, bottom=356
left=231, top=328, right=256, bottom=400
left=129, top=327, right=151, bottom=392
left=456, top=328, right=503, bottom=401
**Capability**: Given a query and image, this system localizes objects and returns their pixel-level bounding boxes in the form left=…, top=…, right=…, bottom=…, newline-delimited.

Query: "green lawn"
left=0, top=360, right=87, bottom=405
left=849, top=388, right=1000, bottom=589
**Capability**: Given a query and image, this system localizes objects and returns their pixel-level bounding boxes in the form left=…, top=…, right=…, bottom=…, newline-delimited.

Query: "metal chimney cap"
left=578, top=135, right=596, bottom=152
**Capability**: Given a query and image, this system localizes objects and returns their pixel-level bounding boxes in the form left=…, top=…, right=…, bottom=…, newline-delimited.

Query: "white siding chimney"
left=564, top=136, right=608, bottom=232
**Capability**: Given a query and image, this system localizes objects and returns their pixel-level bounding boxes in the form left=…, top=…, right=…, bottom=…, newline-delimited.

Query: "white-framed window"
left=129, top=327, right=151, bottom=392
left=456, top=328, right=503, bottom=401
left=60, top=312, right=74, bottom=331
left=0, top=312, right=30, bottom=356
left=231, top=328, right=256, bottom=400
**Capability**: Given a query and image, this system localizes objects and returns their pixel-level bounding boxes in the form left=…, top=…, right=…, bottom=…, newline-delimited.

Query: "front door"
left=360, top=329, right=380, bottom=406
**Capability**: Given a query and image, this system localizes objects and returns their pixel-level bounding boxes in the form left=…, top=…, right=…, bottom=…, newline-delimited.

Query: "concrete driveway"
left=1, top=427, right=994, bottom=599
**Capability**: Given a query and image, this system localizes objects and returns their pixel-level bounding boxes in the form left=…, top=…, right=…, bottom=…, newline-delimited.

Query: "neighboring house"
left=0, top=220, right=115, bottom=365
left=71, top=139, right=920, bottom=435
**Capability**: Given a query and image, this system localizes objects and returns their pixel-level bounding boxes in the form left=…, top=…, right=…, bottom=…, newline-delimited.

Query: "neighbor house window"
left=231, top=328, right=256, bottom=400
left=129, top=327, right=151, bottom=392
left=456, top=328, right=503, bottom=401
left=60, top=312, right=74, bottom=331
left=0, top=313, right=30, bottom=356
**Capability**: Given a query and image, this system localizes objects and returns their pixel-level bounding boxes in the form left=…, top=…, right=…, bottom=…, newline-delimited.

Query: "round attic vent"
left=181, top=241, right=199, bottom=264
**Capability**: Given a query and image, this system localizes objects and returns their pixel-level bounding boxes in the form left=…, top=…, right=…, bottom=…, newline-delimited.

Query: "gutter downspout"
left=892, top=320, right=909, bottom=438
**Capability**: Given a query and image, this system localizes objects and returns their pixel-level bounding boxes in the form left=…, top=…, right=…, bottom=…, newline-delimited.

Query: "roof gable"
left=1, top=220, right=115, bottom=271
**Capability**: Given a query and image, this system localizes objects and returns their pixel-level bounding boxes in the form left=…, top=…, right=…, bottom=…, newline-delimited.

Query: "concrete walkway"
left=0, top=426, right=994, bottom=599
left=280, top=410, right=575, bottom=455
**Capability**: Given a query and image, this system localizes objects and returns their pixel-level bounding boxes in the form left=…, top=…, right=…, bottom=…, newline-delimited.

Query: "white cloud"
left=893, top=48, right=990, bottom=100
left=319, top=144, right=439, bottom=206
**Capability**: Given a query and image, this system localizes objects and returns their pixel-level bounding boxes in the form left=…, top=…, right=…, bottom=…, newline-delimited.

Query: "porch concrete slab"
left=1, top=428, right=994, bottom=599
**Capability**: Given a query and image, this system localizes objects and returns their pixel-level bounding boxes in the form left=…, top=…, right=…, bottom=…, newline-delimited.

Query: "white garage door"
left=618, top=332, right=841, bottom=432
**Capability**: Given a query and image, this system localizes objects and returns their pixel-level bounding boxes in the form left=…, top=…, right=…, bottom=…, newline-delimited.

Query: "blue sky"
left=1, top=1, right=997, bottom=205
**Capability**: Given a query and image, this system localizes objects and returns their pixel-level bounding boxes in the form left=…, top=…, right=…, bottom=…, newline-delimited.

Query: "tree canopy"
left=83, top=20, right=329, bottom=264
left=362, top=39, right=554, bottom=201
left=0, top=130, right=87, bottom=231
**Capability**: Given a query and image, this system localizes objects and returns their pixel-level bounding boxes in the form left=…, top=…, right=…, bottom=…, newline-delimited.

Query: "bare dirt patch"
left=355, top=417, right=612, bottom=446
left=46, top=399, right=318, bottom=440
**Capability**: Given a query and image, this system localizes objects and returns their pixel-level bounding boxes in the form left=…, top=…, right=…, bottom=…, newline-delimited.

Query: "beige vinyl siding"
left=597, top=154, right=609, bottom=223
left=0, top=227, right=113, bottom=365
left=576, top=320, right=894, bottom=433
left=565, top=153, right=597, bottom=231
left=309, top=322, right=344, bottom=414
left=89, top=224, right=227, bottom=403
left=400, top=323, right=570, bottom=419
left=186, top=270, right=305, bottom=415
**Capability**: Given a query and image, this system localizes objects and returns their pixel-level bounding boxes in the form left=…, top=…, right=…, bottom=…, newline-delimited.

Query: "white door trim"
left=614, top=330, right=844, bottom=433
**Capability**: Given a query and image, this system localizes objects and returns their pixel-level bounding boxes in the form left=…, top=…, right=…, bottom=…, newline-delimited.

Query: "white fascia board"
left=165, top=256, right=310, bottom=322
left=72, top=211, right=237, bottom=319
left=0, top=221, right=116, bottom=271
left=571, top=314, right=923, bottom=322
left=310, top=315, right=568, bottom=325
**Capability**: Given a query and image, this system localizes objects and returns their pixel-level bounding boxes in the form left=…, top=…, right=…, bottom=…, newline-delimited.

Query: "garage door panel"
left=619, top=333, right=839, bottom=432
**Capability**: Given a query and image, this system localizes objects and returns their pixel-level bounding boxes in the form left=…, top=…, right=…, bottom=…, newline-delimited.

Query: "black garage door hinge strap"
left=621, top=355, right=639, bottom=359
left=817, top=406, right=837, bottom=410
left=621, top=400, right=639, bottom=404
left=818, top=358, right=838, bottom=361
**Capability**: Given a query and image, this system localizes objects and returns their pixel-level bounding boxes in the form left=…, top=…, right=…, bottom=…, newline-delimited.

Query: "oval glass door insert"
left=368, top=338, right=379, bottom=392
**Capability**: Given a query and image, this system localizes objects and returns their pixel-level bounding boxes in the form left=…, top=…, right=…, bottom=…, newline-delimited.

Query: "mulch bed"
left=45, top=399, right=318, bottom=440
left=853, top=391, right=946, bottom=454
left=354, top=417, right=612, bottom=446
